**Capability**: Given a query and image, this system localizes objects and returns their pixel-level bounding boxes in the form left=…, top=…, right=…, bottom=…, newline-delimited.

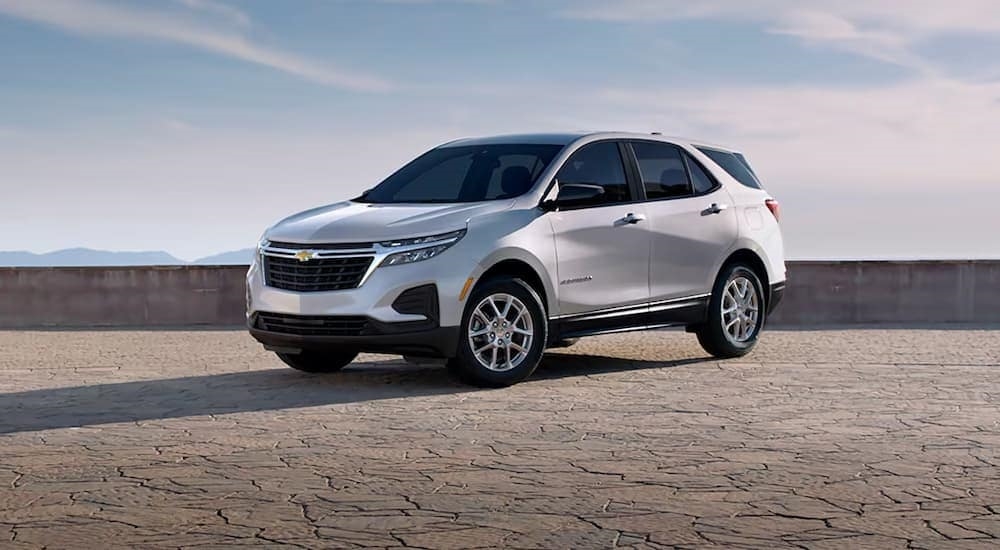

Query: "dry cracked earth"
left=0, top=329, right=999, bottom=549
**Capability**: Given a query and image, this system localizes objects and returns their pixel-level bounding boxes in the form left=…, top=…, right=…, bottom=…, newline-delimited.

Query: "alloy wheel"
left=722, top=276, right=760, bottom=343
left=467, top=293, right=535, bottom=372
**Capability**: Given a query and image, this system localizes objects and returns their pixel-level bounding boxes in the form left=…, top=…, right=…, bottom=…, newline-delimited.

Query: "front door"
left=547, top=141, right=651, bottom=329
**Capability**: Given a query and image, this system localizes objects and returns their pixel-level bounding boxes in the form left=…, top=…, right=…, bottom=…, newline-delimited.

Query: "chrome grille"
left=263, top=255, right=373, bottom=292
left=266, top=241, right=373, bottom=251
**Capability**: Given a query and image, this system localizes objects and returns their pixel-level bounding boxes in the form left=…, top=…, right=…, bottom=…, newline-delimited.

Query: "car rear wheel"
left=447, top=277, right=547, bottom=387
left=696, top=264, right=765, bottom=358
left=276, top=350, right=358, bottom=373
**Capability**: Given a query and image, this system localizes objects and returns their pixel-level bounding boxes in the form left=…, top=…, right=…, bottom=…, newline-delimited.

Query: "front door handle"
left=702, top=203, right=728, bottom=215
left=621, top=212, right=646, bottom=224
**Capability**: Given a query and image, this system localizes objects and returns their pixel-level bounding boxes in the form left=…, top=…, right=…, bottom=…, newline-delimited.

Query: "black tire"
left=276, top=350, right=358, bottom=373
left=696, top=264, right=766, bottom=358
left=446, top=277, right=547, bottom=387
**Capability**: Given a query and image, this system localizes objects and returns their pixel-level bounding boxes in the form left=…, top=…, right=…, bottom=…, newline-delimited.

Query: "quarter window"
left=555, top=142, right=631, bottom=205
left=685, top=153, right=719, bottom=194
left=631, top=141, right=691, bottom=199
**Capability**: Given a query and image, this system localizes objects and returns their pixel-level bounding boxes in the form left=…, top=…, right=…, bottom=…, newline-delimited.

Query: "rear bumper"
left=248, top=313, right=460, bottom=358
left=767, top=282, right=785, bottom=315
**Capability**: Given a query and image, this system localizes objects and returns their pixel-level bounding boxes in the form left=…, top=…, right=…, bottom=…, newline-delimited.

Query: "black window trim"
left=623, top=139, right=722, bottom=204
left=536, top=139, right=647, bottom=212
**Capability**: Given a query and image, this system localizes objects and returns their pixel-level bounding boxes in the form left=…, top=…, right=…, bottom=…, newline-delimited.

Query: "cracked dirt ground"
left=0, top=329, right=998, bottom=549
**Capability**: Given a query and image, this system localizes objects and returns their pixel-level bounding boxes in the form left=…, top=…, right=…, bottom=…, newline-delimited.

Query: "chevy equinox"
left=248, top=132, right=786, bottom=386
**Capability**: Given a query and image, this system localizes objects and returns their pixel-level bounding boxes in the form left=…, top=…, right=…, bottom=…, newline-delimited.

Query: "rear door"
left=627, top=140, right=738, bottom=303
left=548, top=141, right=651, bottom=324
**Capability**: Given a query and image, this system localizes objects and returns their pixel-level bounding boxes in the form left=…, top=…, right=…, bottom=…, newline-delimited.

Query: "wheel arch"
left=474, top=257, right=551, bottom=316
left=719, top=248, right=771, bottom=305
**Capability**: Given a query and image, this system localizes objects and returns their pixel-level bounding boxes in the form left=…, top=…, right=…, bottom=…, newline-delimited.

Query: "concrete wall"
left=770, top=260, right=1000, bottom=326
left=0, top=266, right=247, bottom=328
left=1, top=261, right=998, bottom=329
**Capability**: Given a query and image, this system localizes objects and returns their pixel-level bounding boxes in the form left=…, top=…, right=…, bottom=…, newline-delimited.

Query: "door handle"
left=621, top=212, right=646, bottom=224
left=702, top=203, right=728, bottom=215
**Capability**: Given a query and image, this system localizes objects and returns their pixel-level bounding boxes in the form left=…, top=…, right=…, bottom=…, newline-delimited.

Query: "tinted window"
left=697, top=147, right=762, bottom=189
left=685, top=154, right=719, bottom=194
left=632, top=141, right=690, bottom=199
left=556, top=142, right=630, bottom=205
left=391, top=155, right=470, bottom=202
left=361, top=144, right=563, bottom=203
left=485, top=154, right=548, bottom=199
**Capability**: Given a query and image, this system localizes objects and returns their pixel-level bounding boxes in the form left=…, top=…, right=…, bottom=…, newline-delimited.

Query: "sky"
left=1, top=0, right=999, bottom=261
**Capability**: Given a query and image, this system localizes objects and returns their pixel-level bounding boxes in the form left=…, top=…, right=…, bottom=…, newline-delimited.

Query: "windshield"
left=358, top=144, right=564, bottom=204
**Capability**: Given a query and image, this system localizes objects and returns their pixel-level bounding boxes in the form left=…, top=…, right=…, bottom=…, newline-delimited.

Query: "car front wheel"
left=695, top=264, right=765, bottom=358
left=276, top=350, right=358, bottom=373
left=447, top=277, right=547, bottom=387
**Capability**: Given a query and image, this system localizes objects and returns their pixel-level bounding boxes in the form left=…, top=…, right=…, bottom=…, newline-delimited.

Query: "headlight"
left=378, top=229, right=466, bottom=248
left=379, top=229, right=466, bottom=267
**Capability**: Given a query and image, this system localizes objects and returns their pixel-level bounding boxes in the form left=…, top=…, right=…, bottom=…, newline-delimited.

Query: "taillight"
left=764, top=198, right=780, bottom=221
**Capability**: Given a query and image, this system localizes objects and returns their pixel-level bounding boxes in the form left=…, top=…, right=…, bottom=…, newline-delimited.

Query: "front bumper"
left=248, top=312, right=460, bottom=358
left=246, top=242, right=475, bottom=328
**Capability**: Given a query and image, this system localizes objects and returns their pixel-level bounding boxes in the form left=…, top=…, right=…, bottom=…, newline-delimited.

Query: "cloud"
left=374, top=0, right=500, bottom=4
left=584, top=77, right=1000, bottom=192
left=159, top=117, right=197, bottom=132
left=561, top=0, right=1000, bottom=73
left=546, top=0, right=1000, bottom=188
left=562, top=0, right=1000, bottom=33
left=0, top=0, right=391, bottom=91
left=766, top=11, right=931, bottom=72
left=174, top=0, right=251, bottom=28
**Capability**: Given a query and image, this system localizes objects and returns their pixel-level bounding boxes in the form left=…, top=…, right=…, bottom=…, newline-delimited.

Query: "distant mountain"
left=0, top=247, right=253, bottom=267
left=0, top=248, right=185, bottom=267
left=192, top=248, right=255, bottom=265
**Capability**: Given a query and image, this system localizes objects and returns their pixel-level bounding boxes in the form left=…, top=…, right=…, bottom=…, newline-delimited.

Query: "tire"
left=276, top=350, right=358, bottom=373
left=446, top=277, right=548, bottom=387
left=696, top=264, right=766, bottom=358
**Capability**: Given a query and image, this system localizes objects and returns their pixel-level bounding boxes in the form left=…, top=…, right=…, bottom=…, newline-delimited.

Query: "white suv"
left=248, top=132, right=785, bottom=386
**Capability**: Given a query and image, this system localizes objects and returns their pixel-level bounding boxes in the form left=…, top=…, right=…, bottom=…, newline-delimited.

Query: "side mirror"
left=542, top=183, right=605, bottom=211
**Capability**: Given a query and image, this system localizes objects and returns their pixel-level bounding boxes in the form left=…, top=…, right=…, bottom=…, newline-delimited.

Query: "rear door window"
left=697, top=147, right=763, bottom=189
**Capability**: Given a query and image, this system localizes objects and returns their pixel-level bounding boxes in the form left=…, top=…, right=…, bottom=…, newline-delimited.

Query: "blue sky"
left=2, top=0, right=999, bottom=260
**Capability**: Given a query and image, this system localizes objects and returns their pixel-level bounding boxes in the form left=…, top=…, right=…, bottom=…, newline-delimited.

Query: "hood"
left=264, top=200, right=513, bottom=244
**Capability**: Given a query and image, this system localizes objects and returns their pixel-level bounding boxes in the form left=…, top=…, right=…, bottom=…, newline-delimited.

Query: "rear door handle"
left=621, top=212, right=646, bottom=224
left=702, top=203, right=728, bottom=215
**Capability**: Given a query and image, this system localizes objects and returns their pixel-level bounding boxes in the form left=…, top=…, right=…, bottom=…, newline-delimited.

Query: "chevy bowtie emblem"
left=294, top=250, right=316, bottom=262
